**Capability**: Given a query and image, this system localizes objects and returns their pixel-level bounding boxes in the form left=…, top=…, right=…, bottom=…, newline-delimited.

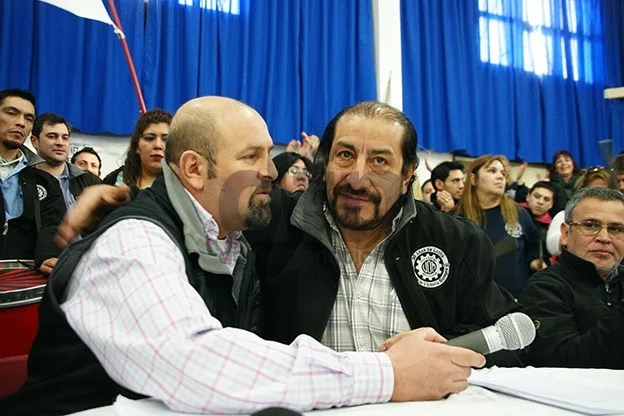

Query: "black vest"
left=0, top=174, right=262, bottom=416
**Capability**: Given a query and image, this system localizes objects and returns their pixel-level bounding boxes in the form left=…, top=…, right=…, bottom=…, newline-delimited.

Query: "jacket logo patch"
left=411, top=246, right=450, bottom=289
left=505, top=223, right=523, bottom=238
left=37, top=184, right=47, bottom=201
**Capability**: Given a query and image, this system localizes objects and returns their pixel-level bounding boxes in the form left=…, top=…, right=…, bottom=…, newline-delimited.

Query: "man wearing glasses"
left=519, top=187, right=624, bottom=369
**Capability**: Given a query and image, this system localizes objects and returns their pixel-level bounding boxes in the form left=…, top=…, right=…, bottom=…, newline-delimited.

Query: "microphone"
left=446, top=312, right=535, bottom=355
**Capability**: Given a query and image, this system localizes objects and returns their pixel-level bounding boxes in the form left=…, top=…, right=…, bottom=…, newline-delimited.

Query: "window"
left=478, top=0, right=601, bottom=82
left=177, top=0, right=240, bottom=15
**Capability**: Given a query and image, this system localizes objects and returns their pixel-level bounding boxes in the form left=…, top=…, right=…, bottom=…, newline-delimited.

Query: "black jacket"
left=0, top=172, right=262, bottom=415
left=246, top=182, right=525, bottom=367
left=0, top=147, right=66, bottom=265
left=519, top=249, right=624, bottom=368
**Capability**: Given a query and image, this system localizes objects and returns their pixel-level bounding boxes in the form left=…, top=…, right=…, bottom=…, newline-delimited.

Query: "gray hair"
left=564, top=187, right=624, bottom=223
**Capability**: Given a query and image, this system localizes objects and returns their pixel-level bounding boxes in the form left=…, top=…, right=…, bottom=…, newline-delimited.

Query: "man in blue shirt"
left=30, top=113, right=101, bottom=210
left=0, top=89, right=66, bottom=273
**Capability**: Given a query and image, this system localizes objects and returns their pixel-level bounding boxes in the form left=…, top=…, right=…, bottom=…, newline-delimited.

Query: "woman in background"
left=546, top=167, right=613, bottom=256
left=456, top=155, right=544, bottom=298
left=103, top=109, right=173, bottom=195
left=420, top=179, right=435, bottom=204
left=548, top=150, right=581, bottom=213
left=272, top=152, right=313, bottom=193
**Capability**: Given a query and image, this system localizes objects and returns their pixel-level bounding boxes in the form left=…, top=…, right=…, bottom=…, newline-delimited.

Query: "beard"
left=243, top=186, right=272, bottom=230
left=1, top=137, right=23, bottom=150
left=328, top=183, right=396, bottom=231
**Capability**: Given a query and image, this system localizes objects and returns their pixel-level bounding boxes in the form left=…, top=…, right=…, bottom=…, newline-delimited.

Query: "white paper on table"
left=112, top=385, right=577, bottom=416
left=469, top=367, right=624, bottom=415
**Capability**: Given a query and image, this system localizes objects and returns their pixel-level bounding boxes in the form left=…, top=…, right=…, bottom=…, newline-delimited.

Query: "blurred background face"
left=74, top=152, right=100, bottom=177
left=0, top=96, right=35, bottom=150
left=618, top=172, right=624, bottom=193
left=137, top=122, right=168, bottom=175
left=473, top=160, right=506, bottom=198
left=422, top=181, right=435, bottom=204
left=444, top=169, right=465, bottom=200
left=561, top=198, right=624, bottom=278
left=325, top=115, right=412, bottom=231
left=555, top=155, right=574, bottom=178
left=278, top=158, right=310, bottom=192
left=33, top=122, right=70, bottom=166
left=527, top=187, right=554, bottom=216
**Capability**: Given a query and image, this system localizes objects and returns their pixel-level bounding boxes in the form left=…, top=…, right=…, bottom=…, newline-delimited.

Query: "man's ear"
left=177, top=151, right=206, bottom=191
left=560, top=221, right=570, bottom=247
left=30, top=135, right=38, bottom=150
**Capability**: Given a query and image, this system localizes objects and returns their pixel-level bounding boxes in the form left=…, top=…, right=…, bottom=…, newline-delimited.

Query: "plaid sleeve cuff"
left=344, top=351, right=394, bottom=406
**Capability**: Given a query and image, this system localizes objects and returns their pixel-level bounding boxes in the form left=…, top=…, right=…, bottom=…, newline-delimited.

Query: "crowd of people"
left=0, top=87, right=623, bottom=416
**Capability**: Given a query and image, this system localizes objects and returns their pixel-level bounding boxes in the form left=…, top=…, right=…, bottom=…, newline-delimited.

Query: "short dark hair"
left=32, top=113, right=72, bottom=139
left=0, top=89, right=36, bottom=110
left=614, top=154, right=624, bottom=174
left=529, top=181, right=555, bottom=195
left=314, top=101, right=419, bottom=184
left=430, top=161, right=464, bottom=190
left=71, top=146, right=102, bottom=175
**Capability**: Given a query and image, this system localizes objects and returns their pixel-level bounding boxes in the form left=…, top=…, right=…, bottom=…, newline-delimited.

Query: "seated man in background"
left=430, top=161, right=464, bottom=212
left=0, top=89, right=66, bottom=272
left=31, top=113, right=101, bottom=210
left=1, top=97, right=484, bottom=416
left=71, top=146, right=102, bottom=178
left=519, top=187, right=624, bottom=368
left=521, top=181, right=555, bottom=265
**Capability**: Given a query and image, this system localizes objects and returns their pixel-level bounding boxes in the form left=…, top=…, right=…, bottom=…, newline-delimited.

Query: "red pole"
left=106, top=0, right=147, bottom=114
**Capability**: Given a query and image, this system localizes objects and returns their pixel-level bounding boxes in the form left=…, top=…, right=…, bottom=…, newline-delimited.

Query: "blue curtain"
left=0, top=0, right=144, bottom=135
left=603, top=0, right=624, bottom=154
left=144, top=0, right=376, bottom=144
left=401, top=0, right=610, bottom=166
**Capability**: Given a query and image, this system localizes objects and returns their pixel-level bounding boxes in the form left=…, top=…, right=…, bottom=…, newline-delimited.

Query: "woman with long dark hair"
left=455, top=155, right=543, bottom=298
left=103, top=109, right=173, bottom=193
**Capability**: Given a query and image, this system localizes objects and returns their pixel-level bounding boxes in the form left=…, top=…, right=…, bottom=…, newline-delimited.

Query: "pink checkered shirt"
left=61, top=214, right=393, bottom=414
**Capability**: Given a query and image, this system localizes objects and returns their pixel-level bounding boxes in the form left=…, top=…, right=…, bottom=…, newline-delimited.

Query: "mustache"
left=252, top=182, right=272, bottom=195
left=334, top=184, right=381, bottom=203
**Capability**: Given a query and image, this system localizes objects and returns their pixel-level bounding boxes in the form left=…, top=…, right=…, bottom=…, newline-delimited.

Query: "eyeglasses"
left=288, top=166, right=312, bottom=179
left=567, top=220, right=624, bottom=240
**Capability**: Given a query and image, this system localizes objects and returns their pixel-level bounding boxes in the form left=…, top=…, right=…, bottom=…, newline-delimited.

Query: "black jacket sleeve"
left=520, top=207, right=541, bottom=265
left=448, top=224, right=526, bottom=367
left=519, top=276, right=624, bottom=369
left=34, top=172, right=67, bottom=266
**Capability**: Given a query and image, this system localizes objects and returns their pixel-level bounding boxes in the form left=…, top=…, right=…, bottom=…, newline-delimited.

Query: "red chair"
left=0, top=355, right=28, bottom=398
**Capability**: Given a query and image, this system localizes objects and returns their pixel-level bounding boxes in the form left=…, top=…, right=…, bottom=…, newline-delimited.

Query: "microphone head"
left=494, top=312, right=536, bottom=350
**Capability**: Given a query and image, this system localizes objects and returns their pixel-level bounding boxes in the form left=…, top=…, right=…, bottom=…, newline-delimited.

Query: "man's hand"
left=384, top=328, right=486, bottom=402
left=437, top=190, right=455, bottom=212
left=515, top=162, right=528, bottom=185
left=530, top=259, right=548, bottom=272
left=56, top=184, right=131, bottom=248
left=40, top=257, right=57, bottom=275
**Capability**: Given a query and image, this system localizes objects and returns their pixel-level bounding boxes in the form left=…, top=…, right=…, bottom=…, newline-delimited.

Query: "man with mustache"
left=247, top=102, right=523, bottom=365
left=0, top=89, right=66, bottom=271
left=31, top=113, right=101, bottom=210
left=2, top=97, right=485, bottom=415
left=520, top=187, right=624, bottom=368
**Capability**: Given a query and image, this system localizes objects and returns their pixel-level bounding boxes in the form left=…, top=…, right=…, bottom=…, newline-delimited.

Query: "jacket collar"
left=290, top=180, right=417, bottom=250
left=20, top=145, right=45, bottom=168
left=67, top=162, right=87, bottom=178
left=161, top=161, right=247, bottom=275
left=558, top=249, right=623, bottom=285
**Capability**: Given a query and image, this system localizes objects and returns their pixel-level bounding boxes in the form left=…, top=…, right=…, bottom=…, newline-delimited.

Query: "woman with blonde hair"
left=455, top=155, right=543, bottom=298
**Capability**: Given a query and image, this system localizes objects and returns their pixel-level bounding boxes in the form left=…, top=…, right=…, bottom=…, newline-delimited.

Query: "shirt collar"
left=183, top=189, right=242, bottom=242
